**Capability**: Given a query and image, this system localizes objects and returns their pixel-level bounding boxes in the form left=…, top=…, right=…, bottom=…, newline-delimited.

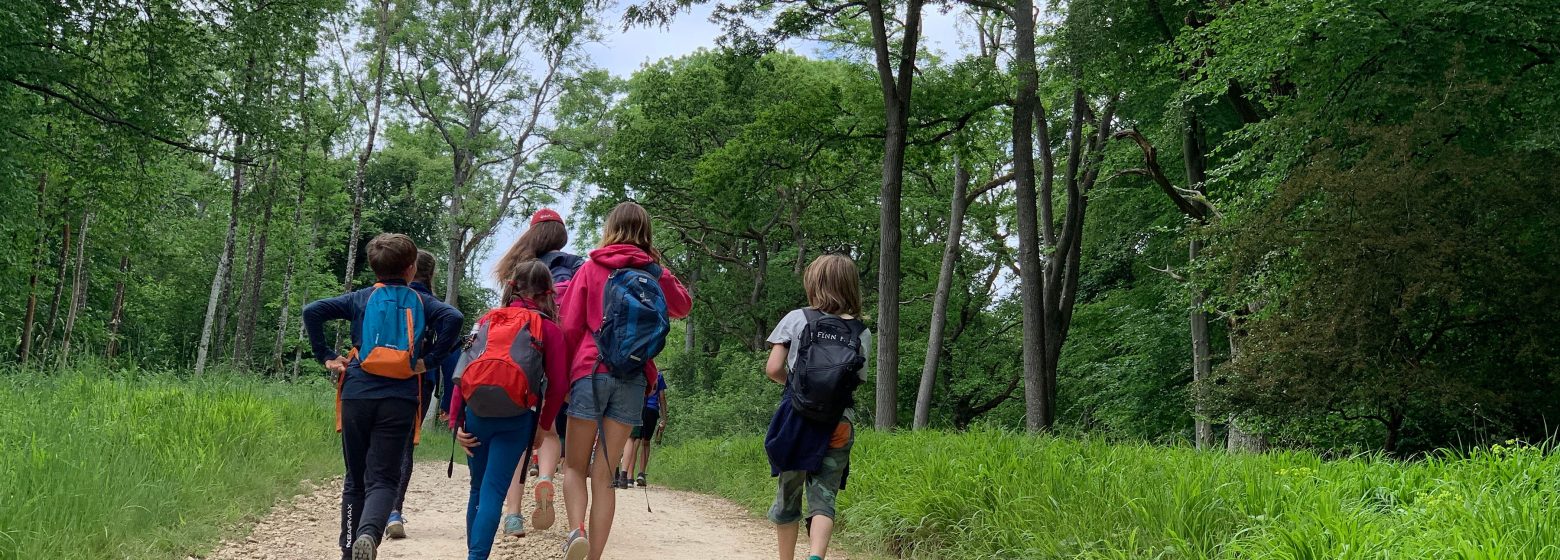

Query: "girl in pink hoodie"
left=556, top=202, right=691, bottom=560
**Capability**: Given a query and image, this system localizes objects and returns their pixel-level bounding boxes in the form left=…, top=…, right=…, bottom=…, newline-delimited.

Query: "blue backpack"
left=357, top=283, right=427, bottom=379
left=593, top=264, right=670, bottom=380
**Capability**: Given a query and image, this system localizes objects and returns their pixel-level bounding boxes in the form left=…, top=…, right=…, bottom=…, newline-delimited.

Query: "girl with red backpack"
left=449, top=259, right=569, bottom=560
left=490, top=208, right=583, bottom=537
left=556, top=202, right=692, bottom=560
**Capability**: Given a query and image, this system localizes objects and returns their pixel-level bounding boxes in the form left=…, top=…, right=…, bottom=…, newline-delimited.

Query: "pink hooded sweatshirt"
left=558, top=244, right=693, bottom=389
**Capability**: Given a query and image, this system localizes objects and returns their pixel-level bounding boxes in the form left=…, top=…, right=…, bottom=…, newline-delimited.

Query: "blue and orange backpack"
left=334, top=283, right=429, bottom=442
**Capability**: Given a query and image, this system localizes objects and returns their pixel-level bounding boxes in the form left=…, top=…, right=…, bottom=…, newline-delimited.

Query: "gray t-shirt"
left=767, top=308, right=874, bottom=420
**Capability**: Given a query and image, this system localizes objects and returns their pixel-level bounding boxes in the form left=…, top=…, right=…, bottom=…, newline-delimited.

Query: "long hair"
left=804, top=254, right=862, bottom=317
left=499, top=259, right=558, bottom=319
left=599, top=202, right=655, bottom=258
left=414, top=250, right=437, bottom=293
left=493, top=220, right=568, bottom=284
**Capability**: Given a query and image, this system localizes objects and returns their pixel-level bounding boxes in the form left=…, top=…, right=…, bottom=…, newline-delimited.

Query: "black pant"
left=339, top=398, right=418, bottom=559
left=392, top=381, right=435, bottom=513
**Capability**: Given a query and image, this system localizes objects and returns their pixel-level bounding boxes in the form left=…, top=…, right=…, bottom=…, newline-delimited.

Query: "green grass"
left=657, top=430, right=1560, bottom=559
left=0, top=366, right=343, bottom=559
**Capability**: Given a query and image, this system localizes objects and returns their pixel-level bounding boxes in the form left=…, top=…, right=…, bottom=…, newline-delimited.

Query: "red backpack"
left=454, top=307, right=547, bottom=417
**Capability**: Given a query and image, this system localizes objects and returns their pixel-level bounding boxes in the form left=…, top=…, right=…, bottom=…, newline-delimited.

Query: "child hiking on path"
left=491, top=208, right=584, bottom=538
left=616, top=373, right=667, bottom=489
left=449, top=259, right=570, bottom=560
left=763, top=254, right=872, bottom=560
left=385, top=250, right=449, bottom=540
left=557, top=202, right=692, bottom=560
left=302, top=234, right=465, bottom=560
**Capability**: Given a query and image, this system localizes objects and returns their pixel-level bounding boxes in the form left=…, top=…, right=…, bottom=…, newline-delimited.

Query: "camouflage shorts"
left=768, top=432, right=854, bottom=524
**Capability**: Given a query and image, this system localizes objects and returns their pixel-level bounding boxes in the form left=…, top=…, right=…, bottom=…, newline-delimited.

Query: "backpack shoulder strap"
left=846, top=318, right=867, bottom=342
left=802, top=307, right=824, bottom=324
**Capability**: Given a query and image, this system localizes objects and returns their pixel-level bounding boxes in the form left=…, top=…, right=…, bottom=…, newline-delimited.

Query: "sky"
left=472, top=4, right=977, bottom=291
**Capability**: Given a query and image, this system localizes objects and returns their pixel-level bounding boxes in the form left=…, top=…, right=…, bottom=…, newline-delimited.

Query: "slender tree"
left=863, top=0, right=925, bottom=430
left=58, top=211, right=92, bottom=365
left=342, top=0, right=394, bottom=292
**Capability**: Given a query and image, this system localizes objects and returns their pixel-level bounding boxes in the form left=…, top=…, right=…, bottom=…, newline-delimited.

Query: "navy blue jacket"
left=764, top=394, right=836, bottom=476
left=408, top=281, right=451, bottom=387
left=302, top=279, right=465, bottom=401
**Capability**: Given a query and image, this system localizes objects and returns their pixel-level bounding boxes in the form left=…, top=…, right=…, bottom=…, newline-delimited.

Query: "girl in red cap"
left=489, top=207, right=583, bottom=538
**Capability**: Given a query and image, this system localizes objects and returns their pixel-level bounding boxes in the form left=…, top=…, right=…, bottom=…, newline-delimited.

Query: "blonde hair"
left=599, top=202, right=655, bottom=257
left=804, top=254, right=861, bottom=317
left=499, top=259, right=558, bottom=319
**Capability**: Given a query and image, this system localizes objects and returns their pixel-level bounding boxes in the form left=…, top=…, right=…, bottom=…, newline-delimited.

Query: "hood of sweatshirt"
left=588, top=244, right=657, bottom=269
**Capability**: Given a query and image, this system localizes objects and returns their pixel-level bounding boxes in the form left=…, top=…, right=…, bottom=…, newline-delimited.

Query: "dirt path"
left=207, top=461, right=846, bottom=560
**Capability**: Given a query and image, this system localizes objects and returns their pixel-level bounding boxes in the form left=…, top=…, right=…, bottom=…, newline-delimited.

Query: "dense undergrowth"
left=657, top=429, right=1560, bottom=559
left=0, top=366, right=342, bottom=559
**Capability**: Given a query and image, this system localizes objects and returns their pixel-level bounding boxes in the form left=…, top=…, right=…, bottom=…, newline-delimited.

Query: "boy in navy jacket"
left=303, top=234, right=464, bottom=560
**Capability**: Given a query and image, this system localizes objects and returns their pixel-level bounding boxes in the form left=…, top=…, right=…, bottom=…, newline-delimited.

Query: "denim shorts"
left=566, top=374, right=647, bottom=427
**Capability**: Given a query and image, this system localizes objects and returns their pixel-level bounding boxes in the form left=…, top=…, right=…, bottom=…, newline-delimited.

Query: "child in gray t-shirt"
left=762, top=254, right=872, bottom=560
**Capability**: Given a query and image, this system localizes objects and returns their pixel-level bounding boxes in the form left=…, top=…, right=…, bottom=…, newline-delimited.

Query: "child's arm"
left=423, top=302, right=466, bottom=372
left=765, top=344, right=788, bottom=385
left=539, top=320, right=569, bottom=431
left=558, top=267, right=589, bottom=351
left=302, top=293, right=355, bottom=367
left=657, top=268, right=693, bottom=320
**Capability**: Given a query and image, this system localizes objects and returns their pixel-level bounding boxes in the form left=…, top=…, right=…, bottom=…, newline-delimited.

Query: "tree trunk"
left=59, top=211, right=92, bottom=365
left=1382, top=409, right=1405, bottom=455
left=234, top=162, right=277, bottom=369
left=864, top=0, right=924, bottom=431
left=343, top=0, right=392, bottom=292
left=914, top=164, right=970, bottom=430
left=44, top=220, right=72, bottom=348
left=274, top=69, right=312, bottom=373
left=18, top=169, right=49, bottom=363
left=443, top=121, right=478, bottom=307
left=1036, top=90, right=1114, bottom=431
left=1012, top=0, right=1050, bottom=432
left=750, top=243, right=769, bottom=350
left=1183, top=111, right=1215, bottom=450
left=196, top=132, right=246, bottom=376
left=1189, top=243, right=1214, bottom=449
left=105, top=255, right=130, bottom=359
left=223, top=218, right=256, bottom=362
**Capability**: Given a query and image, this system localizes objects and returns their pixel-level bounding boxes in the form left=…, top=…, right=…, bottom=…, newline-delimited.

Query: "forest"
left=4, top=0, right=1558, bottom=460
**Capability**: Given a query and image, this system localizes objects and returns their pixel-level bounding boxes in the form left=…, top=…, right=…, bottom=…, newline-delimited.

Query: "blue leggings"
left=463, top=410, right=537, bottom=560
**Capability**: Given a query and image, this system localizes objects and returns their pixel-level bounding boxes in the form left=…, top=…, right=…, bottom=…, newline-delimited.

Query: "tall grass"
left=0, top=367, right=342, bottom=559
left=657, top=430, right=1560, bottom=559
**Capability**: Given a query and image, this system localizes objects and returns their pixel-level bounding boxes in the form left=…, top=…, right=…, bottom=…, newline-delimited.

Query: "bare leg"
left=637, top=439, right=652, bottom=474
left=503, top=455, right=527, bottom=516
left=537, top=428, right=561, bottom=479
left=619, top=437, right=637, bottom=480
left=588, top=418, right=632, bottom=560
left=562, top=417, right=596, bottom=533
left=809, top=515, right=836, bottom=559
left=777, top=522, right=799, bottom=560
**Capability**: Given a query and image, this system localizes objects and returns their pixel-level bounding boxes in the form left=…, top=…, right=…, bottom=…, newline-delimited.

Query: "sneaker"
left=635, top=473, right=647, bottom=487
left=563, top=526, right=589, bottom=560
left=503, top=513, right=526, bottom=538
left=350, top=534, right=377, bottom=560
left=531, top=480, right=556, bottom=531
left=384, top=512, right=406, bottom=540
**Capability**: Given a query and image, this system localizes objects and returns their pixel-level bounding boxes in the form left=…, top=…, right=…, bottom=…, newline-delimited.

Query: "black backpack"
left=786, top=309, right=867, bottom=425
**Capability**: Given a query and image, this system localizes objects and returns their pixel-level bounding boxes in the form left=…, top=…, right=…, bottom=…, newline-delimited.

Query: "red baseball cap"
left=530, top=208, right=563, bottom=226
